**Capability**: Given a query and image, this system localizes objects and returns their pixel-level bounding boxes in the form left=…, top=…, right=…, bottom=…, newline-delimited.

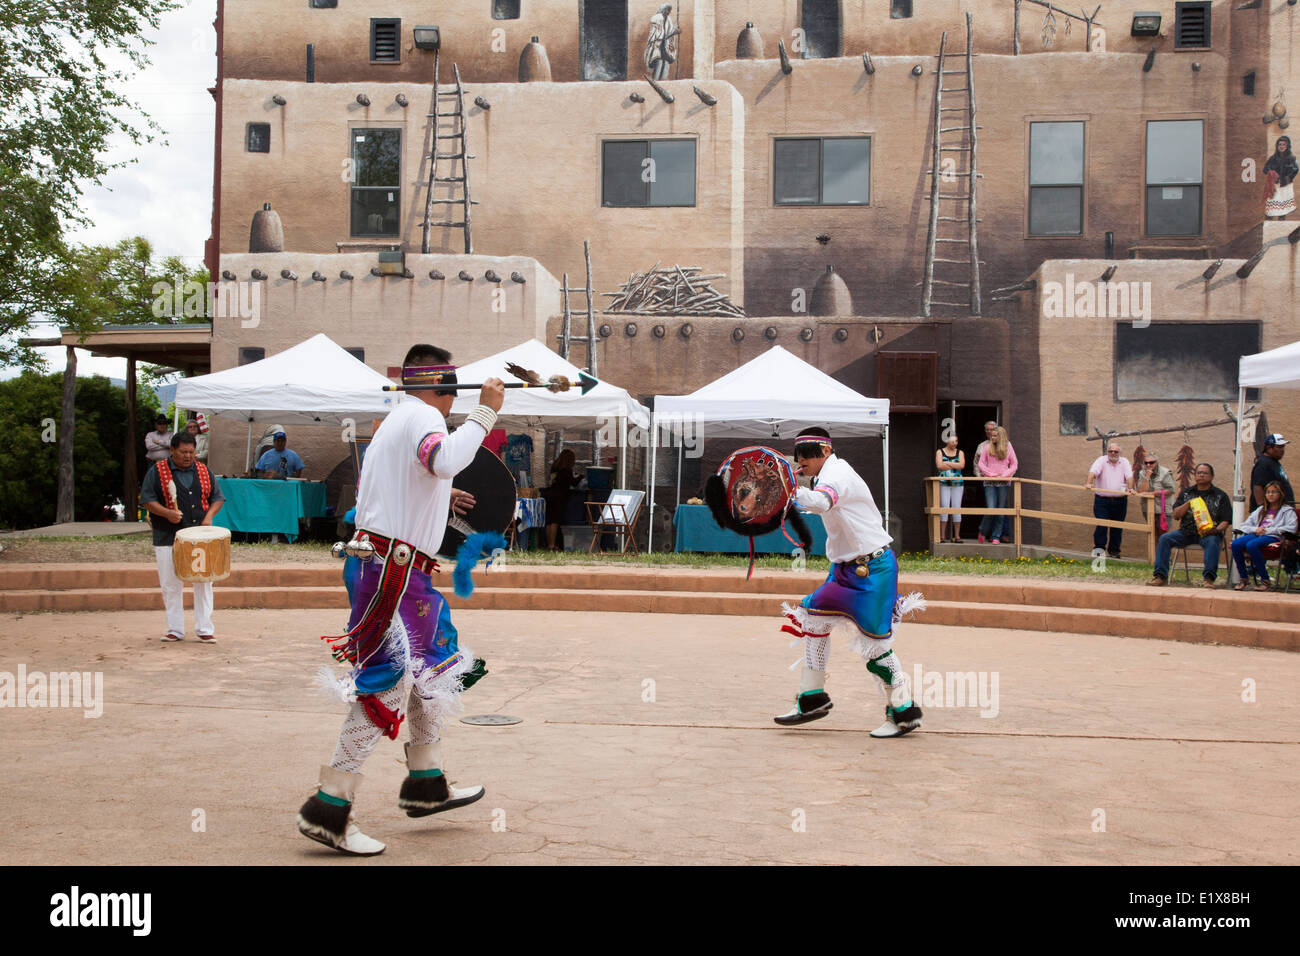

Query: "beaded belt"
left=847, top=546, right=890, bottom=578
left=346, top=529, right=440, bottom=576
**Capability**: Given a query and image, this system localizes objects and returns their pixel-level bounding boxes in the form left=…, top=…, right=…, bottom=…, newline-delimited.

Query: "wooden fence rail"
left=923, top=476, right=1157, bottom=562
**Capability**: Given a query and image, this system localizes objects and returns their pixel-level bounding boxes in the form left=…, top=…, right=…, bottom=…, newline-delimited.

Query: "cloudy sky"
left=12, top=0, right=217, bottom=381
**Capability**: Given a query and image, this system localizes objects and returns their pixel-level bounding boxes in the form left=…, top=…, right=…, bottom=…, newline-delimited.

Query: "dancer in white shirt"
left=775, top=427, right=925, bottom=738
left=298, top=344, right=505, bottom=856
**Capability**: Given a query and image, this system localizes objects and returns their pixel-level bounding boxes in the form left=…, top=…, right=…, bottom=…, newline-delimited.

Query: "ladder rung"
left=434, top=176, right=466, bottom=182
left=939, top=107, right=967, bottom=112
left=428, top=221, right=466, bottom=227
left=935, top=237, right=969, bottom=243
left=438, top=91, right=463, bottom=97
left=928, top=300, right=971, bottom=306
left=433, top=152, right=475, bottom=159
left=436, top=133, right=464, bottom=139
left=432, top=111, right=462, bottom=117
left=929, top=279, right=970, bottom=286
left=927, top=170, right=978, bottom=176
left=939, top=146, right=971, bottom=151
left=427, top=198, right=479, bottom=204
left=940, top=126, right=982, bottom=132
left=940, top=70, right=967, bottom=75
left=938, top=217, right=982, bottom=222
left=940, top=87, right=969, bottom=92
left=932, top=258, right=970, bottom=264
left=937, top=195, right=972, bottom=200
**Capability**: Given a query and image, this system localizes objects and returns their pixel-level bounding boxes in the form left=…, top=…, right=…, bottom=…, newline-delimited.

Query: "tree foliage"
left=0, top=0, right=181, bottom=367
left=0, top=371, right=154, bottom=529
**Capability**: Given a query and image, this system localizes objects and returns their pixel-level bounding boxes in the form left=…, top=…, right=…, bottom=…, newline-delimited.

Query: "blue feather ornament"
left=453, top=532, right=506, bottom=598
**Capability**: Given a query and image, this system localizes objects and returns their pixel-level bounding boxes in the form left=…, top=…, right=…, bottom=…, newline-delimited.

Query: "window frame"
left=1143, top=117, right=1204, bottom=238
left=600, top=138, right=698, bottom=208
left=890, top=0, right=913, bottom=19
left=772, top=135, right=873, bottom=207
left=245, top=122, right=270, bottom=153
left=349, top=127, right=403, bottom=238
left=369, top=17, right=401, bottom=64
left=1026, top=120, right=1086, bottom=237
left=1058, top=403, right=1088, bottom=436
left=492, top=0, right=522, bottom=20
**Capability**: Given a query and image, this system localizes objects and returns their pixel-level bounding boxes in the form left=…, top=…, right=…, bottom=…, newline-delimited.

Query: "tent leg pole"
left=245, top=421, right=252, bottom=473
left=648, top=414, right=657, bottom=553
left=1232, top=386, right=1247, bottom=527
left=619, top=414, right=627, bottom=489
left=676, top=442, right=682, bottom=510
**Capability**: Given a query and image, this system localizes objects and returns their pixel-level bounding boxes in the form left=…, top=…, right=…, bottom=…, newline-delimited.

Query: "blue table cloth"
left=673, top=504, right=827, bottom=555
left=213, top=479, right=327, bottom=541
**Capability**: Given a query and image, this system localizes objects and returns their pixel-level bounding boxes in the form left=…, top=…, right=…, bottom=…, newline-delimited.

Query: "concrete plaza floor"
left=1, top=607, right=1297, bottom=865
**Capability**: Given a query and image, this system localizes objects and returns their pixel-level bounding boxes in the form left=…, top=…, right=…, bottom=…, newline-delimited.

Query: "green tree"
left=0, top=371, right=153, bottom=529
left=0, top=0, right=181, bottom=368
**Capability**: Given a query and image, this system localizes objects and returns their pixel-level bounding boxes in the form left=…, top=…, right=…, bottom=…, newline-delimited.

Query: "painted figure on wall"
left=1264, top=136, right=1297, bottom=220
left=644, top=3, right=679, bottom=81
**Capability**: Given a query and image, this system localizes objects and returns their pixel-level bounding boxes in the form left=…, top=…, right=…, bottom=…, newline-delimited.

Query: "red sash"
left=155, top=458, right=211, bottom=512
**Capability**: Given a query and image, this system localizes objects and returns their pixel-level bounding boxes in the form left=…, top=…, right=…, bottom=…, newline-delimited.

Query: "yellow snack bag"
left=1188, top=496, right=1214, bottom=536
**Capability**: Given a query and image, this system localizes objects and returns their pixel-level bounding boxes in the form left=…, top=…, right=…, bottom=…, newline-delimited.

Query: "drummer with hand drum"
left=139, top=430, right=226, bottom=643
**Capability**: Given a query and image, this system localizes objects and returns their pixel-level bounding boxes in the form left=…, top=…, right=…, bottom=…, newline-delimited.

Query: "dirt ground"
left=2, top=604, right=1296, bottom=866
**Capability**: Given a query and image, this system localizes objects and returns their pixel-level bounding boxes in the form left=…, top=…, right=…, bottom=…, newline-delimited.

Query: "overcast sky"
left=8, top=0, right=216, bottom=381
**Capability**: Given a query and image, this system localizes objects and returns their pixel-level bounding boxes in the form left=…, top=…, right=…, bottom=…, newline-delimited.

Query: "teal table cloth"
left=214, top=479, right=327, bottom=540
left=673, top=504, right=827, bottom=555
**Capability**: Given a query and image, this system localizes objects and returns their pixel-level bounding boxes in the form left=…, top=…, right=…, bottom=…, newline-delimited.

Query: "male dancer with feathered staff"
left=297, top=344, right=504, bottom=855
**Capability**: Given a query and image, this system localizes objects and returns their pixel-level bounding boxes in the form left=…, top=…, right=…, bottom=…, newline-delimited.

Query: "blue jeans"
left=1231, top=534, right=1280, bottom=583
left=1154, top=530, right=1222, bottom=581
left=1092, top=494, right=1128, bottom=555
left=980, top=483, right=1011, bottom=540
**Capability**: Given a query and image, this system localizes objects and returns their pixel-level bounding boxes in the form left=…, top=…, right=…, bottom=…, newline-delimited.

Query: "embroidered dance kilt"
left=1266, top=182, right=1296, bottom=217
left=800, top=549, right=899, bottom=641
left=348, top=561, right=462, bottom=696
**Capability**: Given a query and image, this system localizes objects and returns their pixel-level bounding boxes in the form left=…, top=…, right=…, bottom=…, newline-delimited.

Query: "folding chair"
left=1171, top=532, right=1226, bottom=585
left=585, top=490, right=645, bottom=555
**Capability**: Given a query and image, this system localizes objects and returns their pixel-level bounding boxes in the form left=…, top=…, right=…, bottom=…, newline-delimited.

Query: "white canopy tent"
left=175, top=333, right=402, bottom=469
left=450, top=338, right=651, bottom=488
left=1233, top=340, right=1300, bottom=520
left=649, top=346, right=891, bottom=551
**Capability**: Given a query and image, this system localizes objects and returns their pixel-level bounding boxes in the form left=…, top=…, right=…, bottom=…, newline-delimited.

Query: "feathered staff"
left=384, top=364, right=598, bottom=395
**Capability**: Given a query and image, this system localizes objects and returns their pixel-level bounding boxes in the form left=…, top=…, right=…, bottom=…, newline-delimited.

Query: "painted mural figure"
left=1264, top=136, right=1297, bottom=220
left=644, top=4, right=679, bottom=81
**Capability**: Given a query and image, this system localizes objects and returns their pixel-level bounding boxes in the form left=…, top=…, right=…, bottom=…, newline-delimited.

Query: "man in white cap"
left=1251, top=434, right=1292, bottom=506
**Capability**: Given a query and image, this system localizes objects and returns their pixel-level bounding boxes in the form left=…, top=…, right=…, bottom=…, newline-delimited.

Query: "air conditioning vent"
left=1175, top=4, right=1210, bottom=50
left=371, top=19, right=400, bottom=61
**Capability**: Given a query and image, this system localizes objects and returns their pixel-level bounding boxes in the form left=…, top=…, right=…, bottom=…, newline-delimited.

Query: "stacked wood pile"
left=601, top=264, right=746, bottom=317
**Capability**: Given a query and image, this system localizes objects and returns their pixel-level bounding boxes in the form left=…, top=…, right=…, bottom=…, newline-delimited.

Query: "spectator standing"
left=1231, top=481, right=1298, bottom=591
left=186, top=418, right=210, bottom=464
left=1085, top=441, right=1135, bottom=558
left=1135, top=452, right=1177, bottom=537
left=256, top=431, right=305, bottom=479
left=1250, top=434, right=1292, bottom=506
left=934, top=435, right=965, bottom=543
left=1149, top=463, right=1232, bottom=588
left=543, top=449, right=579, bottom=551
left=977, top=425, right=1018, bottom=544
left=145, top=414, right=172, bottom=464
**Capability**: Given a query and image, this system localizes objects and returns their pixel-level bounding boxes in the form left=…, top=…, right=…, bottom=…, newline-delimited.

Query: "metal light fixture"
left=1130, top=12, right=1161, bottom=36
left=376, top=250, right=405, bottom=276
left=413, top=26, right=440, bottom=50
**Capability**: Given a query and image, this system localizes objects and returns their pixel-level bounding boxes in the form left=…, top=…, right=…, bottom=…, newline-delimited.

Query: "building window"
left=1028, top=121, right=1084, bottom=235
left=246, top=122, right=270, bottom=153
left=581, top=0, right=628, bottom=81
left=1243, top=71, right=1256, bottom=96
left=345, top=347, right=366, bottom=363
left=1145, top=120, right=1203, bottom=236
left=492, top=0, right=521, bottom=19
left=774, top=137, right=870, bottom=205
left=602, top=140, right=696, bottom=207
left=370, top=18, right=400, bottom=62
left=801, top=0, right=841, bottom=58
left=891, top=0, right=913, bottom=18
left=239, top=347, right=265, bottom=365
left=1114, top=322, right=1259, bottom=401
left=1059, top=403, right=1087, bottom=436
left=1174, top=3, right=1210, bottom=50
left=350, top=129, right=401, bottom=236
left=309, top=0, right=337, bottom=8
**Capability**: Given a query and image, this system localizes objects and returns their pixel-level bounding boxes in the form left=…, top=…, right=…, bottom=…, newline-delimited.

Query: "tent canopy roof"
left=175, top=333, right=400, bottom=425
left=450, top=339, right=650, bottom=430
left=653, top=345, right=889, bottom=439
left=1240, top=341, right=1300, bottom=390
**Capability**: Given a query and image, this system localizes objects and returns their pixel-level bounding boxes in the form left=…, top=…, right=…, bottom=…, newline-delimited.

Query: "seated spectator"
left=1135, top=452, right=1177, bottom=536
left=1085, top=441, right=1134, bottom=559
left=1149, top=463, right=1232, bottom=588
left=256, top=431, right=304, bottom=479
left=1231, top=481, right=1298, bottom=591
left=145, top=414, right=172, bottom=464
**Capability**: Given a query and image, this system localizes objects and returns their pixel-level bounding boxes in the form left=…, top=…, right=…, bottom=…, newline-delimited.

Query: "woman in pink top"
left=977, top=425, right=1018, bottom=543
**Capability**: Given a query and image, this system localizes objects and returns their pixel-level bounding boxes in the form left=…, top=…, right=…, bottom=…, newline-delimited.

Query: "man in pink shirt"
left=1085, top=442, right=1134, bottom=558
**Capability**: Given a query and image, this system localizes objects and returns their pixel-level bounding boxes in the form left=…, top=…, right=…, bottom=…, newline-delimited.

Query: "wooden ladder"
left=553, top=241, right=600, bottom=467
left=421, top=55, right=476, bottom=254
left=921, top=11, right=982, bottom=317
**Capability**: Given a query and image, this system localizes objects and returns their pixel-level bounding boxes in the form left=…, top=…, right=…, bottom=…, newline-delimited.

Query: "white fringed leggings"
left=329, top=685, right=446, bottom=773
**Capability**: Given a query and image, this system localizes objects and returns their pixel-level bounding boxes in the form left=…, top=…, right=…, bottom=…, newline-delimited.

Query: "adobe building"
left=202, top=1, right=1300, bottom=551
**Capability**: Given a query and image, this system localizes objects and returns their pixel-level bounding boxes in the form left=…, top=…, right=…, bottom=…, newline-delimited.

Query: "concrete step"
left=3, top=564, right=1294, bottom=627
left=2, top=584, right=1295, bottom=651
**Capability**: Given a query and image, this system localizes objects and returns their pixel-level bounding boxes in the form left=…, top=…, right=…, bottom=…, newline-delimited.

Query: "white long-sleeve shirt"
left=355, top=399, right=488, bottom=558
left=793, top=454, right=892, bottom=563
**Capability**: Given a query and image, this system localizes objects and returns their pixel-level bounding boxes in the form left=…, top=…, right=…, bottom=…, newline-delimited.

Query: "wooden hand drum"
left=172, top=526, right=232, bottom=582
